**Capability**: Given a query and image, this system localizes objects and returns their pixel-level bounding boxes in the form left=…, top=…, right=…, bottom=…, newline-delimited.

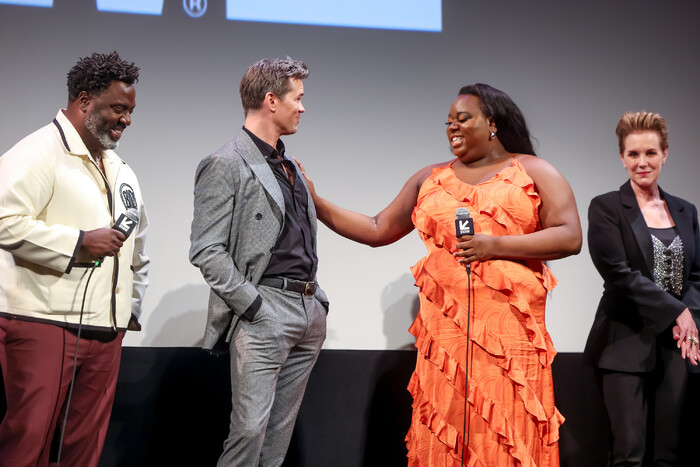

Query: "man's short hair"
left=66, top=51, right=140, bottom=102
left=239, top=57, right=309, bottom=116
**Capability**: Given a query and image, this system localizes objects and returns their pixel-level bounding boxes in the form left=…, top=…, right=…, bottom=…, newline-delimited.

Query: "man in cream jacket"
left=0, top=51, right=149, bottom=467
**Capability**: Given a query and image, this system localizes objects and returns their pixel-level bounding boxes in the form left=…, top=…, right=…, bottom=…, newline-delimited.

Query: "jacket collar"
left=619, top=180, right=692, bottom=282
left=656, top=185, right=694, bottom=285
left=52, top=109, right=120, bottom=166
left=234, top=129, right=318, bottom=242
left=236, top=130, right=286, bottom=216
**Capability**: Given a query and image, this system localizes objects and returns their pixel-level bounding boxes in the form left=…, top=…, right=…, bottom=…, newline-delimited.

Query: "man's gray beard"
left=85, top=110, right=119, bottom=150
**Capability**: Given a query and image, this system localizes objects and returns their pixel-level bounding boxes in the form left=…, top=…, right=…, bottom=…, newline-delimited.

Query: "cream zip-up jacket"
left=0, top=110, right=149, bottom=331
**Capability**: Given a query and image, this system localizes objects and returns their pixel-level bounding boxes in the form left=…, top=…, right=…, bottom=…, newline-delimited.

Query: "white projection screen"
left=1, top=1, right=698, bottom=351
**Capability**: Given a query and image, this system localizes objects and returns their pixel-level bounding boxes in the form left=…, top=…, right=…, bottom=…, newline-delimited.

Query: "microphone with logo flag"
left=95, top=208, right=139, bottom=266
left=455, top=207, right=474, bottom=272
left=455, top=207, right=474, bottom=236
left=114, top=208, right=139, bottom=237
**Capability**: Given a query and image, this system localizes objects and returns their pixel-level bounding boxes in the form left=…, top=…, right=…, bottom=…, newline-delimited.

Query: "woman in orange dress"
left=299, top=83, right=582, bottom=466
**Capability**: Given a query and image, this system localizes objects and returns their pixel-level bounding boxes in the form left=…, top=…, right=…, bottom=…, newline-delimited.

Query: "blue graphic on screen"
left=0, top=0, right=52, bottom=6
left=226, top=0, right=442, bottom=32
left=96, top=0, right=163, bottom=15
left=0, top=0, right=441, bottom=32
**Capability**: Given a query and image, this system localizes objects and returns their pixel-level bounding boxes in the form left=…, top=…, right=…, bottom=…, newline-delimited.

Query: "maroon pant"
left=0, top=317, right=124, bottom=467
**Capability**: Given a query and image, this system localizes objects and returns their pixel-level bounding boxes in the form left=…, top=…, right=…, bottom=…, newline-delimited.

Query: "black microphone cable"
left=56, top=259, right=99, bottom=466
left=55, top=209, right=138, bottom=464
left=461, top=263, right=472, bottom=465
left=454, top=206, right=474, bottom=464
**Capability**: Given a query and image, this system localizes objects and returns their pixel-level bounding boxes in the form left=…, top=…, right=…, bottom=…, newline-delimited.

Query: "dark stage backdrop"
left=2, top=349, right=699, bottom=466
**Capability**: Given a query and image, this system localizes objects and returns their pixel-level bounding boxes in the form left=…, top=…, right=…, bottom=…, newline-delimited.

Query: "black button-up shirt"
left=241, top=127, right=318, bottom=319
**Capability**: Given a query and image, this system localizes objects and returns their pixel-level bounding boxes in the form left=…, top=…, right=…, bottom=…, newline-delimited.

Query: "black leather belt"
left=259, top=277, right=317, bottom=295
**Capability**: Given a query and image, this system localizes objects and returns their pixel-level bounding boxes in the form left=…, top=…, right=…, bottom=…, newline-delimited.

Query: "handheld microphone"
left=113, top=208, right=139, bottom=238
left=455, top=207, right=474, bottom=237
left=95, top=208, right=139, bottom=266
left=455, top=207, right=474, bottom=273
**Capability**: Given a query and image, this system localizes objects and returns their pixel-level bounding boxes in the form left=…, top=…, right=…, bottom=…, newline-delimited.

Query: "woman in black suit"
left=584, top=111, right=700, bottom=466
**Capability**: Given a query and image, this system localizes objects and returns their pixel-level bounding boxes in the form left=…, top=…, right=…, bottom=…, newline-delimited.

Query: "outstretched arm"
left=297, top=159, right=442, bottom=247
left=454, top=155, right=582, bottom=264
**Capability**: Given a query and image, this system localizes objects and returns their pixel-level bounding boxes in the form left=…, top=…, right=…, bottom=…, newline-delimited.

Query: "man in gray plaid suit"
left=189, top=57, right=329, bottom=467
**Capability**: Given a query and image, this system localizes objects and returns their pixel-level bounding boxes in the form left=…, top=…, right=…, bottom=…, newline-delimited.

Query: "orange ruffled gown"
left=406, top=159, right=563, bottom=466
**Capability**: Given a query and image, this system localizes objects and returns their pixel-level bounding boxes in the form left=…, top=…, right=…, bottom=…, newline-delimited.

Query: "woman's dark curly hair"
left=459, top=83, right=536, bottom=156
left=67, top=51, right=139, bottom=102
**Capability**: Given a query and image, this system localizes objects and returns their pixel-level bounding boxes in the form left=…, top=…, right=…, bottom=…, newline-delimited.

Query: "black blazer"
left=583, top=180, right=700, bottom=372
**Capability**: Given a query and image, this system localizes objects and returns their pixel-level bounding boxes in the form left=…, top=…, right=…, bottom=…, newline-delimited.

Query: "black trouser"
left=600, top=335, right=688, bottom=467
